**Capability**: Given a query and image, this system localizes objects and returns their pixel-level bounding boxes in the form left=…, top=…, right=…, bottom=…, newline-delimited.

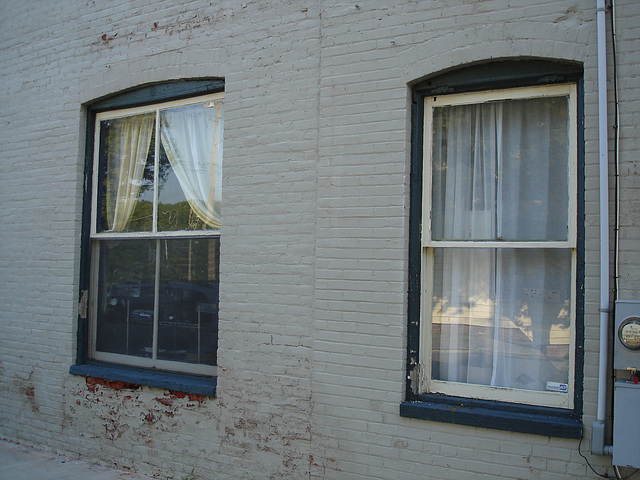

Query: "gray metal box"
left=613, top=381, right=640, bottom=468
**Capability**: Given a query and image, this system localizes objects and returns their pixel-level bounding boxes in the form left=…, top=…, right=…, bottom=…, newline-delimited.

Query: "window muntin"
left=89, top=93, right=223, bottom=376
left=421, top=84, right=577, bottom=408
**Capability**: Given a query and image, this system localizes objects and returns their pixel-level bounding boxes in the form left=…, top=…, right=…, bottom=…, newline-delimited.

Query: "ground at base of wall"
left=0, top=438, right=156, bottom=480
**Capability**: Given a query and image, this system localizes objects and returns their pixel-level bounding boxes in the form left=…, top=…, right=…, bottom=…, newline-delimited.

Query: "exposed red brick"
left=86, top=377, right=140, bottom=391
left=155, top=397, right=173, bottom=406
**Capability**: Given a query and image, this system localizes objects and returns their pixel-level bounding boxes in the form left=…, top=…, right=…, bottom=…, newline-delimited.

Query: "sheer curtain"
left=160, top=99, right=223, bottom=229
left=430, top=96, right=572, bottom=392
left=105, top=114, right=155, bottom=232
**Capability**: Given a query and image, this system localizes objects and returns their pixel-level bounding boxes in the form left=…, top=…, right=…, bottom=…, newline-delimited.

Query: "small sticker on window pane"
left=546, top=382, right=568, bottom=393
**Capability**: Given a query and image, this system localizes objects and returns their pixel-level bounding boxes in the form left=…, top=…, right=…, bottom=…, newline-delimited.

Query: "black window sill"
left=400, top=394, right=582, bottom=438
left=69, top=362, right=216, bottom=397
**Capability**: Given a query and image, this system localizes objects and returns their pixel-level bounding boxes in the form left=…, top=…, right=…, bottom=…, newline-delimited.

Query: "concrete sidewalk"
left=0, top=438, right=156, bottom=480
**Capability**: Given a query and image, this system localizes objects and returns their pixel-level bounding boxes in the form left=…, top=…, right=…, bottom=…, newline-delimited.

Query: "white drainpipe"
left=591, top=0, right=613, bottom=456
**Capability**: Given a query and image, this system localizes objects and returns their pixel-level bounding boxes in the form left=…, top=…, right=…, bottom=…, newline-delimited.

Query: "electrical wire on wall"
left=579, top=435, right=638, bottom=479
left=611, top=0, right=620, bottom=303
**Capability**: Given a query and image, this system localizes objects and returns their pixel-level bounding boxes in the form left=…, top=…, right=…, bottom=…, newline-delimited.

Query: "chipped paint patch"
left=24, top=371, right=39, bottom=413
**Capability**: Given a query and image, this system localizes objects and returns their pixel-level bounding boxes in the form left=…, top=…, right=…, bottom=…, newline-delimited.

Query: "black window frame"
left=401, top=60, right=585, bottom=438
left=71, top=79, right=225, bottom=397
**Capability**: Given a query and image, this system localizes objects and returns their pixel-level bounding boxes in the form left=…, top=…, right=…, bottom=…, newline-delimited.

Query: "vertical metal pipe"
left=591, top=0, right=612, bottom=456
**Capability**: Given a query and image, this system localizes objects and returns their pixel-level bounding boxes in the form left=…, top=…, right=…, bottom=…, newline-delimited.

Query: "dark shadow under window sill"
left=70, top=362, right=216, bottom=397
left=400, top=394, right=582, bottom=438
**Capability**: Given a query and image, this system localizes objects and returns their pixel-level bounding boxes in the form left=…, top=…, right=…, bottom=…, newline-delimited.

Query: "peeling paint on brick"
left=86, top=377, right=141, bottom=392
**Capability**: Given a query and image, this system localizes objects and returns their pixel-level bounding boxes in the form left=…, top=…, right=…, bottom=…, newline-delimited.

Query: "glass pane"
left=95, top=239, right=156, bottom=358
left=158, top=100, right=223, bottom=231
left=430, top=247, right=571, bottom=393
left=97, top=113, right=155, bottom=233
left=157, top=238, right=220, bottom=365
left=431, top=96, right=569, bottom=241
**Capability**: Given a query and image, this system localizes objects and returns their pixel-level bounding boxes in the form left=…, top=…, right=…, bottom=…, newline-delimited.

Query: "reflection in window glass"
left=96, top=239, right=155, bottom=357
left=157, top=238, right=219, bottom=365
left=430, top=248, right=571, bottom=393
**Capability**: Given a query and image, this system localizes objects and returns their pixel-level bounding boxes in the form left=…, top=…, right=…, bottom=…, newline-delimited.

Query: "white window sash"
left=89, top=93, right=223, bottom=376
left=420, top=248, right=576, bottom=408
left=420, top=84, right=577, bottom=409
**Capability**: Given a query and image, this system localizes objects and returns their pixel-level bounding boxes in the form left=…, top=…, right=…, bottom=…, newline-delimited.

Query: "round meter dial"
left=618, top=317, right=640, bottom=350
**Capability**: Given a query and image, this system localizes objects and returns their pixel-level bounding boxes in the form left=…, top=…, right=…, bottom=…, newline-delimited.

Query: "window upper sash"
left=90, top=92, right=224, bottom=238
left=422, top=84, right=577, bottom=249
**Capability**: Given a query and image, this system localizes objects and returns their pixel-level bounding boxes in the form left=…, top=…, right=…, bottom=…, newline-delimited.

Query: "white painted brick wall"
left=1, top=0, right=639, bottom=478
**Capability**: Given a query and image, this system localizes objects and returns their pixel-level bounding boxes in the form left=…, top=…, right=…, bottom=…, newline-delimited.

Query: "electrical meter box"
left=612, top=300, right=640, bottom=468
left=614, top=300, right=640, bottom=370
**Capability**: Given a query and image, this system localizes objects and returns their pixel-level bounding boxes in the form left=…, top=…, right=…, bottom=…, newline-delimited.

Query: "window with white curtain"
left=420, top=84, right=577, bottom=408
left=89, top=92, right=223, bottom=376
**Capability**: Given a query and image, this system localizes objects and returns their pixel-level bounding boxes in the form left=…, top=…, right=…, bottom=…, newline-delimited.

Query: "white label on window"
left=546, top=381, right=568, bottom=393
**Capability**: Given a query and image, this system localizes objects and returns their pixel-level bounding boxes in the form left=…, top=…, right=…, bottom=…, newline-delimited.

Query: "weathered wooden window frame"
left=401, top=60, right=585, bottom=438
left=71, top=79, right=224, bottom=397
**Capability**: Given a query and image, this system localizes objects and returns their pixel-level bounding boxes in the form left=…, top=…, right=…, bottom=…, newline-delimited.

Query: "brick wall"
left=1, top=0, right=638, bottom=478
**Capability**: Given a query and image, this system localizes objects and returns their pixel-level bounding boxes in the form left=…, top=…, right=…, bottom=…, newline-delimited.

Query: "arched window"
left=403, top=60, right=584, bottom=437
left=72, top=80, right=224, bottom=395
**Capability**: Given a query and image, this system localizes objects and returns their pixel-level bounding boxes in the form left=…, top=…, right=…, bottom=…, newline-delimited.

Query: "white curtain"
left=160, top=99, right=223, bottom=229
left=430, top=96, right=572, bottom=392
left=105, top=113, right=155, bottom=232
